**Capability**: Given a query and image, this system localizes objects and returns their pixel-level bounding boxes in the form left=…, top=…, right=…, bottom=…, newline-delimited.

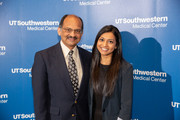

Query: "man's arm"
left=32, top=52, right=50, bottom=120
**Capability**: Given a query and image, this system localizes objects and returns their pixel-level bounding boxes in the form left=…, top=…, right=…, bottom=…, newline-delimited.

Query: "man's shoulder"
left=36, top=42, right=60, bottom=55
left=78, top=46, right=92, bottom=57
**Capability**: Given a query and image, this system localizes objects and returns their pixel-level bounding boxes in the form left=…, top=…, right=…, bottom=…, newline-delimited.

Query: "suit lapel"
left=77, top=47, right=84, bottom=97
left=77, top=47, right=89, bottom=98
left=53, top=42, right=75, bottom=97
left=52, top=45, right=90, bottom=99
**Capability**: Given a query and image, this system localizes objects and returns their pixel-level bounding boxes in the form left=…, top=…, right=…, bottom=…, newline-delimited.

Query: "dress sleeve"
left=118, top=64, right=133, bottom=120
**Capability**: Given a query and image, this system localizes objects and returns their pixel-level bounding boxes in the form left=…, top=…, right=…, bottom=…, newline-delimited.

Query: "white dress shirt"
left=60, top=41, right=83, bottom=88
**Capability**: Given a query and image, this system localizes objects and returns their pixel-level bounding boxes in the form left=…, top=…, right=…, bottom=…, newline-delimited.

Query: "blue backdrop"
left=0, top=0, right=180, bottom=120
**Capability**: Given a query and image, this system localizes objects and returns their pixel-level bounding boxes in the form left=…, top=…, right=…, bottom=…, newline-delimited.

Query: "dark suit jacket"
left=32, top=42, right=91, bottom=120
left=89, top=60, right=133, bottom=120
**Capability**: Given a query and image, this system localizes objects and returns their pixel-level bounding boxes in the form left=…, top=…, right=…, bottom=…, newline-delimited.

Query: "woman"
left=89, top=25, right=133, bottom=120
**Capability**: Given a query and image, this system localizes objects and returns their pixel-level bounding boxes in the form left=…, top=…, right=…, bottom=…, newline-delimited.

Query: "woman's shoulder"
left=120, top=59, right=133, bottom=72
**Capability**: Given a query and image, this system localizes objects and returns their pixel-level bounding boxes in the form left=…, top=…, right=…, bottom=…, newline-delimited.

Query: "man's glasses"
left=62, top=28, right=82, bottom=34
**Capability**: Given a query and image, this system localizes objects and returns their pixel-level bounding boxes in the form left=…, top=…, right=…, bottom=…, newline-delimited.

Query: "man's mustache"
left=67, top=36, right=77, bottom=40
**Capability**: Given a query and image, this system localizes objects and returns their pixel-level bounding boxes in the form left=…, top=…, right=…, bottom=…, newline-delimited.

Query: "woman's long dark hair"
left=91, top=25, right=124, bottom=96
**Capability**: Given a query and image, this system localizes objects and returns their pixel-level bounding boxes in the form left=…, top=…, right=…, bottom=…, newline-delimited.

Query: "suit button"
left=72, top=114, right=75, bottom=117
left=102, top=109, right=105, bottom=112
left=75, top=100, right=77, bottom=104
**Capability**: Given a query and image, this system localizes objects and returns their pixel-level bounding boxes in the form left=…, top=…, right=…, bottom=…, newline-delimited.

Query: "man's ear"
left=57, top=27, right=61, bottom=36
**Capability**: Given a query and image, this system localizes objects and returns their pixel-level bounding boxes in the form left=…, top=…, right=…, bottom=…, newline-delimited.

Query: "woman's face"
left=97, top=32, right=117, bottom=58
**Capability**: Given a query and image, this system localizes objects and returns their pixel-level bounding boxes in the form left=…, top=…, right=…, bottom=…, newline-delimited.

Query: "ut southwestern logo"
left=63, top=0, right=111, bottom=6
left=115, top=16, right=168, bottom=29
left=9, top=20, right=59, bottom=31
left=79, top=44, right=92, bottom=51
left=133, top=69, right=167, bottom=83
left=0, top=46, right=6, bottom=56
left=171, top=101, right=180, bottom=109
left=0, top=94, right=8, bottom=103
left=13, top=113, right=35, bottom=120
left=172, top=45, right=180, bottom=51
left=11, top=68, right=32, bottom=77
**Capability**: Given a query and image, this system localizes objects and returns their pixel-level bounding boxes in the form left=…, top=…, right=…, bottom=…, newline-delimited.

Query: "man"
left=32, top=14, right=91, bottom=120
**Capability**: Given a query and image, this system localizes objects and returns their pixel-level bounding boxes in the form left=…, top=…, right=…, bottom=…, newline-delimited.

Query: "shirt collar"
left=60, top=40, right=78, bottom=58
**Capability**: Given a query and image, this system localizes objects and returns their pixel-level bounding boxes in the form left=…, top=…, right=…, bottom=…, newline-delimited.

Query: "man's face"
left=58, top=15, right=83, bottom=50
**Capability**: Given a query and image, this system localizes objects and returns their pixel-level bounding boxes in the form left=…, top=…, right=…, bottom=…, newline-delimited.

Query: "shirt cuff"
left=117, top=117, right=123, bottom=120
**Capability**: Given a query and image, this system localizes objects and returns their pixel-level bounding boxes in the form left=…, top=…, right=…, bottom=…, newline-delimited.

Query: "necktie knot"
left=68, top=50, right=73, bottom=56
